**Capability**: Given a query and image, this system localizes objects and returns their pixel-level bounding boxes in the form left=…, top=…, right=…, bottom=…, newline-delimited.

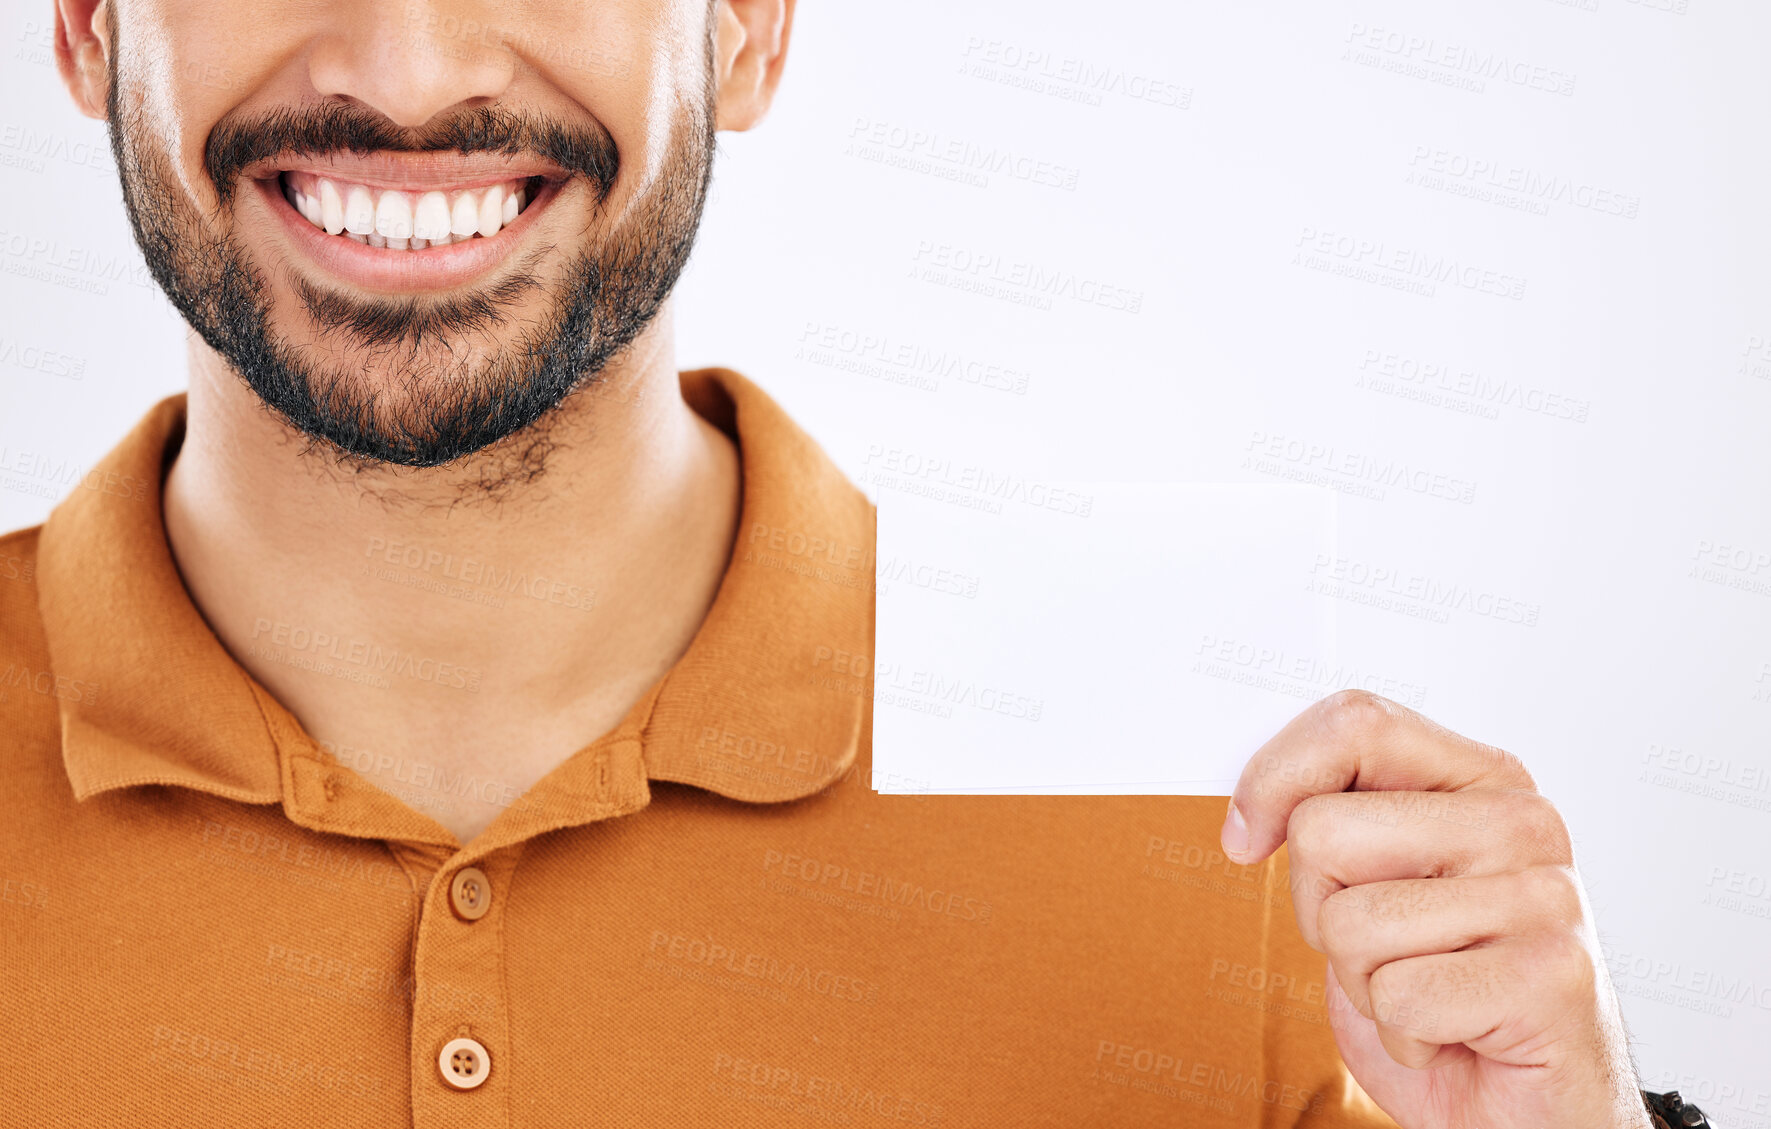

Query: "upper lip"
left=244, top=151, right=571, bottom=191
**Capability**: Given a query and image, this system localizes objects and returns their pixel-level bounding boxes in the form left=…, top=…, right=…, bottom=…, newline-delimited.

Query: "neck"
left=162, top=307, right=742, bottom=843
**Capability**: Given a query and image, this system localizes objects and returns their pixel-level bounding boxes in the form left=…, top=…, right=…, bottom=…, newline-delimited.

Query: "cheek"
left=639, top=8, right=704, bottom=162
left=529, top=3, right=706, bottom=219
left=117, top=5, right=287, bottom=212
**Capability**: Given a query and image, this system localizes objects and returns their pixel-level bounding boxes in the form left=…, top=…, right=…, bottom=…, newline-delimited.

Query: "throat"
left=164, top=346, right=742, bottom=848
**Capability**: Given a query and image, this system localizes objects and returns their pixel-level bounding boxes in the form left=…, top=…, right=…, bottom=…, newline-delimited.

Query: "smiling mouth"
left=278, top=170, right=548, bottom=249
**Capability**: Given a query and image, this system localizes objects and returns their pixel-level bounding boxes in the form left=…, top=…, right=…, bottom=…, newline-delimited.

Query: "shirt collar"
left=35, top=368, right=874, bottom=823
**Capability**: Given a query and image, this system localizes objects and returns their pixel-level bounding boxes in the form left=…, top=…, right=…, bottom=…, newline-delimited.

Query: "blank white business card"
left=873, top=482, right=1339, bottom=794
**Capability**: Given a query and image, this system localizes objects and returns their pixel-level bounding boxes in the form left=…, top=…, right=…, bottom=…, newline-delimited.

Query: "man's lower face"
left=106, top=43, right=714, bottom=470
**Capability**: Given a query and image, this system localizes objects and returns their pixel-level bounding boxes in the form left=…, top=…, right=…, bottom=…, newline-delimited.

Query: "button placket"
left=409, top=846, right=521, bottom=1128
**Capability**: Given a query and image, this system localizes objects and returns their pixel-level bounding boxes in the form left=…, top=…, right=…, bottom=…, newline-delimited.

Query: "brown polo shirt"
left=0, top=368, right=1393, bottom=1127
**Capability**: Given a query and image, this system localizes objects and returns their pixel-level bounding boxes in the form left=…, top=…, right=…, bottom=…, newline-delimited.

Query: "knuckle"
left=1507, top=793, right=1573, bottom=862
left=1536, top=930, right=1598, bottom=1002
left=1485, top=743, right=1537, bottom=790
left=1326, top=957, right=1374, bottom=1019
left=1520, top=865, right=1585, bottom=929
left=1317, top=688, right=1398, bottom=743
left=1248, top=749, right=1334, bottom=800
left=1366, top=961, right=1413, bottom=1019
left=1373, top=955, right=1491, bottom=1031
left=1286, top=861, right=1341, bottom=911
left=1316, top=888, right=1366, bottom=954
left=1286, top=794, right=1339, bottom=862
left=1386, top=880, right=1439, bottom=923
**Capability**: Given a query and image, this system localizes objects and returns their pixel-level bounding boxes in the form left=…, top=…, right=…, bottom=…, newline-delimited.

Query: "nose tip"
left=307, top=7, right=516, bottom=131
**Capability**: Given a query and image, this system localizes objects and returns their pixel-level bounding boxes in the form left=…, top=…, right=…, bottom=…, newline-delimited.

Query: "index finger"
left=1221, top=689, right=1535, bottom=865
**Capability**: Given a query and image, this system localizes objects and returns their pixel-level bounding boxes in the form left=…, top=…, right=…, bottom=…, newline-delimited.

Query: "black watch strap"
left=1645, top=1090, right=1712, bottom=1129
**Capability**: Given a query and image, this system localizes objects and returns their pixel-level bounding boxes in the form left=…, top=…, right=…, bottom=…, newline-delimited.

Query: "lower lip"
left=254, top=174, right=560, bottom=292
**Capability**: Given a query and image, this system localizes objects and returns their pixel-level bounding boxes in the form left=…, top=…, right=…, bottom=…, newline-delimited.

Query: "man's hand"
left=1223, top=689, right=1648, bottom=1129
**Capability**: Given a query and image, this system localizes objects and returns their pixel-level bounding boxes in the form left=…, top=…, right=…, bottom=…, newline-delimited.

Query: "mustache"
left=205, top=101, right=620, bottom=206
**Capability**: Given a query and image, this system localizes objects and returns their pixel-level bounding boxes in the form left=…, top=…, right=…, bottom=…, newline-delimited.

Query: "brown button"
left=449, top=866, right=491, bottom=921
left=438, top=1036, right=490, bottom=1090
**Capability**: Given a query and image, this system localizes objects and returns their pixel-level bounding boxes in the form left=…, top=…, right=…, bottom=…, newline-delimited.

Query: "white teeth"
left=318, top=179, right=345, bottom=235
left=450, top=193, right=479, bottom=237
left=285, top=173, right=533, bottom=250
left=375, top=192, right=412, bottom=240
left=412, top=191, right=451, bottom=240
left=344, top=185, right=376, bottom=235
left=477, top=185, right=504, bottom=238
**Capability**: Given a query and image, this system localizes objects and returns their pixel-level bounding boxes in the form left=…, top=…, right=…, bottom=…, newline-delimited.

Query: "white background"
left=3, top=0, right=1768, bottom=1112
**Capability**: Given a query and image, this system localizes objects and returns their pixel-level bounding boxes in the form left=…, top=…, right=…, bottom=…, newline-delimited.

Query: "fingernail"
left=1221, top=800, right=1248, bottom=860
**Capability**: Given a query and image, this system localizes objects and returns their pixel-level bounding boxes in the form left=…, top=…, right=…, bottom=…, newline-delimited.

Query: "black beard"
left=102, top=5, right=715, bottom=477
